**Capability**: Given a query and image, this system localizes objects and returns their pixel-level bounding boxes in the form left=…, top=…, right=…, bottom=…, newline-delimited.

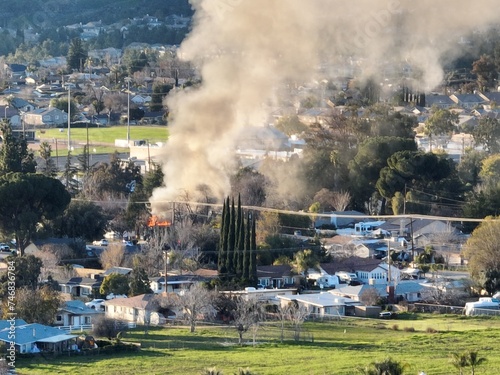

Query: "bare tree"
left=233, top=296, right=263, bottom=345
left=99, top=244, right=126, bottom=270
left=172, top=283, right=216, bottom=333
left=359, top=287, right=381, bottom=306
left=287, top=302, right=310, bottom=341
left=330, top=190, right=351, bottom=212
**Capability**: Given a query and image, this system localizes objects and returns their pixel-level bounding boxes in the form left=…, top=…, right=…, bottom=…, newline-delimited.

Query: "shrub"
left=426, top=327, right=438, bottom=334
left=392, top=324, right=399, bottom=331
left=403, top=326, right=415, bottom=332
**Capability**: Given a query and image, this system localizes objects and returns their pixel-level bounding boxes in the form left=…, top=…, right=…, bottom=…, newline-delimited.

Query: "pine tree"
left=129, top=263, right=153, bottom=296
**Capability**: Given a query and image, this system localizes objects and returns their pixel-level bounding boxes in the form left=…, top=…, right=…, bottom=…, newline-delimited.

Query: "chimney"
left=386, top=285, right=395, bottom=304
left=33, top=328, right=36, bottom=337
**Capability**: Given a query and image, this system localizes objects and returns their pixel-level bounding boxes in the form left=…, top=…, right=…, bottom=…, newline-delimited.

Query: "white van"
left=335, top=271, right=360, bottom=284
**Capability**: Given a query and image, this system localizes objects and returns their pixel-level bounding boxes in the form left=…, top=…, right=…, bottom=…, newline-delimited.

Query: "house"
left=314, top=210, right=366, bottom=229
left=59, top=275, right=102, bottom=298
left=319, top=257, right=401, bottom=285
left=9, top=97, right=36, bottom=112
left=131, top=94, right=151, bottom=105
left=104, top=293, right=166, bottom=325
left=449, top=93, right=486, bottom=109
left=23, top=107, right=68, bottom=127
left=149, top=274, right=208, bottom=294
left=257, top=265, right=299, bottom=289
left=0, top=322, right=77, bottom=354
left=424, top=94, right=455, bottom=109
left=55, top=300, right=103, bottom=328
left=330, top=281, right=425, bottom=303
left=277, top=292, right=362, bottom=318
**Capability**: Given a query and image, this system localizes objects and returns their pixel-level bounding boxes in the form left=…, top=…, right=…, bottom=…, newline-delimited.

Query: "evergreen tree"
left=234, top=194, right=244, bottom=278
left=218, top=198, right=229, bottom=280
left=0, top=123, right=36, bottom=175
left=129, top=262, right=153, bottom=296
left=67, top=37, right=88, bottom=72
left=226, top=197, right=236, bottom=276
left=249, top=212, right=257, bottom=285
left=38, top=141, right=57, bottom=177
left=242, top=211, right=251, bottom=282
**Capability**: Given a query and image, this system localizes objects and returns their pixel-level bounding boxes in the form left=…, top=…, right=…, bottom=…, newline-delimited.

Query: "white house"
left=277, top=292, right=362, bottom=318
left=104, top=294, right=166, bottom=325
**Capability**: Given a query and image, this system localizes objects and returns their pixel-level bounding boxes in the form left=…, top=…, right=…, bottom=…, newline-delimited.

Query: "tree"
left=0, top=123, right=36, bottom=174
left=291, top=249, right=319, bottom=277
left=287, top=302, right=310, bottom=341
left=99, top=244, right=126, bottom=270
left=99, top=273, right=129, bottom=296
left=466, top=350, right=486, bottom=375
left=472, top=117, right=500, bottom=154
left=424, top=108, right=459, bottom=152
left=38, top=141, right=57, bottom=177
left=358, top=357, right=408, bottom=375
left=451, top=352, right=468, bottom=375
left=233, top=295, right=263, bottom=345
left=274, top=115, right=308, bottom=136
left=172, top=283, right=215, bottom=333
left=10, top=285, right=62, bottom=325
left=359, top=287, right=381, bottom=306
left=472, top=54, right=497, bottom=92
left=67, top=37, right=87, bottom=71
left=150, top=83, right=172, bottom=112
left=463, top=218, right=500, bottom=294
left=0, top=173, right=71, bottom=255
left=128, top=262, right=153, bottom=297
left=50, top=200, right=108, bottom=241
left=0, top=255, right=42, bottom=293
left=92, top=316, right=122, bottom=340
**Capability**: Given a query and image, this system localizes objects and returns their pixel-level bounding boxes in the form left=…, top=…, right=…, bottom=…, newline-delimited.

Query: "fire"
left=147, top=215, right=171, bottom=227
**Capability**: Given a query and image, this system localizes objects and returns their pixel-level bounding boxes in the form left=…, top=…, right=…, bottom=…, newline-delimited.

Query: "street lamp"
left=124, top=77, right=131, bottom=144
left=65, top=83, right=71, bottom=151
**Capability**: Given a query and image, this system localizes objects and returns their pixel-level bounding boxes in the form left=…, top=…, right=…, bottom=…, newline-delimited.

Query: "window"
left=84, top=317, right=91, bottom=324
left=56, top=315, right=62, bottom=322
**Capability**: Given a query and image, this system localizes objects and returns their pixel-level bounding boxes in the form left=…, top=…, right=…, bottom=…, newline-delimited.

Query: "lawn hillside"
left=17, top=314, right=500, bottom=375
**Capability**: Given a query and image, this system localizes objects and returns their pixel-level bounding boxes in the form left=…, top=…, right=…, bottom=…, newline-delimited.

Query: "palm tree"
left=201, top=367, right=223, bottom=375
left=358, top=357, right=408, bottom=375
left=451, top=352, right=468, bottom=375
left=466, top=350, right=486, bottom=375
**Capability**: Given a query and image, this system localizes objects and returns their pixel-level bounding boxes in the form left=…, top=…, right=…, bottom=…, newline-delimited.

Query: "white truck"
left=335, top=271, right=361, bottom=285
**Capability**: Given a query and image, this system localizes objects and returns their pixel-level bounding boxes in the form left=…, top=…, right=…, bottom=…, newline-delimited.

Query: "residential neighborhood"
left=3, top=1, right=500, bottom=374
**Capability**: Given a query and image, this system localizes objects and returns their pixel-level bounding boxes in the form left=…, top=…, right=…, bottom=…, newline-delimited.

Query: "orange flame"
left=148, top=215, right=171, bottom=227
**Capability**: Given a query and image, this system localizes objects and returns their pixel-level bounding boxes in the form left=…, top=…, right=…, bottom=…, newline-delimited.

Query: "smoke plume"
left=150, top=0, right=500, bottom=213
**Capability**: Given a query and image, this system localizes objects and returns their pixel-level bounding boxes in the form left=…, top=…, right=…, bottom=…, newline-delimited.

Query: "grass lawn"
left=37, top=126, right=169, bottom=144
left=15, top=314, right=500, bottom=375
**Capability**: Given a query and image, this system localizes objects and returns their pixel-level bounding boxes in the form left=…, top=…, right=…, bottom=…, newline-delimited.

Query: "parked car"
left=0, top=243, right=10, bottom=252
left=85, top=299, right=105, bottom=310
left=92, top=239, right=108, bottom=246
left=379, top=311, right=397, bottom=319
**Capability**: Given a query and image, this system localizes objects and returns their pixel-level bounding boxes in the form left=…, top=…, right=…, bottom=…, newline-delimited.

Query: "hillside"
left=0, top=0, right=193, bottom=29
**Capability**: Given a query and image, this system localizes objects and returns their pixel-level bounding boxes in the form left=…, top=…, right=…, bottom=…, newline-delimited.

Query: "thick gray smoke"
left=150, top=0, right=500, bottom=213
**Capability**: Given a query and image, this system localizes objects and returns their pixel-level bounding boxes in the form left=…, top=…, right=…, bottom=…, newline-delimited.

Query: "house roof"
left=104, top=293, right=156, bottom=310
left=320, top=257, right=384, bottom=275
left=60, top=300, right=102, bottom=315
left=278, top=292, right=359, bottom=308
left=0, top=319, right=27, bottom=331
left=257, top=265, right=294, bottom=279
left=102, top=267, right=133, bottom=276
left=59, top=277, right=102, bottom=288
left=0, top=323, right=77, bottom=346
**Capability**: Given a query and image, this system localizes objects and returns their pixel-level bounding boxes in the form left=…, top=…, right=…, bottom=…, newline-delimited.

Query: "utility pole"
left=125, top=77, right=131, bottom=144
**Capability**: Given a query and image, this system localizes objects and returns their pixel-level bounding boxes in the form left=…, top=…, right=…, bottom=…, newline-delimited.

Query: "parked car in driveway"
left=0, top=243, right=10, bottom=252
left=92, top=239, right=108, bottom=246
left=85, top=299, right=105, bottom=310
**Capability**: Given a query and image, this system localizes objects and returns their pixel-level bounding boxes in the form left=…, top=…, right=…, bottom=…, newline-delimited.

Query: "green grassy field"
left=16, top=314, right=500, bottom=375
left=37, top=126, right=169, bottom=144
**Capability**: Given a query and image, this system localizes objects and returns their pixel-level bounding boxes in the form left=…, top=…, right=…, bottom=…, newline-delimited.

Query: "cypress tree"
left=218, top=198, right=229, bottom=280
left=234, top=194, right=244, bottom=278
left=242, top=211, right=251, bottom=282
left=226, top=197, right=236, bottom=276
left=249, top=212, right=258, bottom=286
